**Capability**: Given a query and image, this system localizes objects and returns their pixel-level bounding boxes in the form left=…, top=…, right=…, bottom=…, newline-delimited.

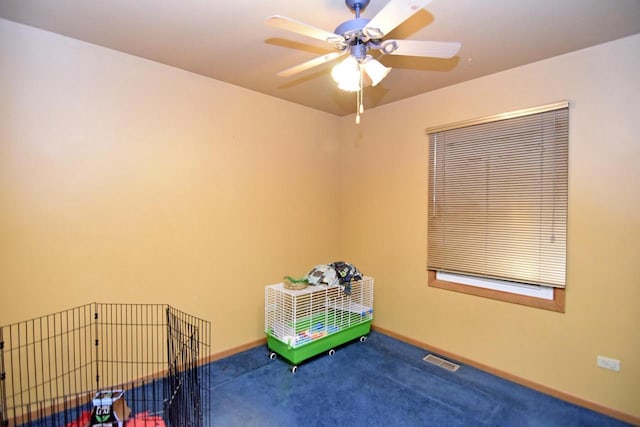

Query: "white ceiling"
left=1, top=0, right=639, bottom=116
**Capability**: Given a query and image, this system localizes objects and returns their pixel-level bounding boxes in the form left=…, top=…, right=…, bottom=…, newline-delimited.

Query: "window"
left=427, top=102, right=569, bottom=312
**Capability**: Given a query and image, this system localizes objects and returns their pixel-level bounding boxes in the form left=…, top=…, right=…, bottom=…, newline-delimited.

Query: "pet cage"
left=0, top=303, right=211, bottom=427
left=265, top=276, right=373, bottom=372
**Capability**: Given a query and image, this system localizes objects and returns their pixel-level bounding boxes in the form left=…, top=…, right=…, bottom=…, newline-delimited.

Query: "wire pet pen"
left=0, top=303, right=211, bottom=427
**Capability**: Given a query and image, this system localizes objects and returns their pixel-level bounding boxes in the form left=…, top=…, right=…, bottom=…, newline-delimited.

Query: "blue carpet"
left=207, top=331, right=631, bottom=427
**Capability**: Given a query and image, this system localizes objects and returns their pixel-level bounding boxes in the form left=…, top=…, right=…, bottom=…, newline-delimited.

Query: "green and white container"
left=265, top=277, right=373, bottom=367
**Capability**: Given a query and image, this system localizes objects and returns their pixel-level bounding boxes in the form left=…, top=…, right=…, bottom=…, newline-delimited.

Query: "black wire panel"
left=0, top=303, right=211, bottom=427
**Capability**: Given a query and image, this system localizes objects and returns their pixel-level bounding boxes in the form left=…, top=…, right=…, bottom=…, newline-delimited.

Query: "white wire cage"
left=265, top=277, right=373, bottom=364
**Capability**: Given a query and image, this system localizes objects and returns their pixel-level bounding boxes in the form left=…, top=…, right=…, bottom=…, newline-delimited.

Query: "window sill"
left=428, top=270, right=565, bottom=313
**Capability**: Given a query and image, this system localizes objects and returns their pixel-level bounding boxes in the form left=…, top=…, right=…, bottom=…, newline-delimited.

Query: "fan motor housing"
left=335, top=17, right=371, bottom=39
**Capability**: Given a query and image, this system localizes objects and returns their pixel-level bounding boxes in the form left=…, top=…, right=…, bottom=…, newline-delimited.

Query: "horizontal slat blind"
left=428, top=106, right=568, bottom=287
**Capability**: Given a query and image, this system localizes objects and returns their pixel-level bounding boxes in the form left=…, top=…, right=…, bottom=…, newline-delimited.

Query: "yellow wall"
left=337, top=34, right=640, bottom=417
left=0, top=19, right=341, bottom=351
left=2, top=15, right=639, bottom=419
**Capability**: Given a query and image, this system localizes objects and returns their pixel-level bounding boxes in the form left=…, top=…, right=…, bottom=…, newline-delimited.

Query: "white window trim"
left=436, top=271, right=554, bottom=300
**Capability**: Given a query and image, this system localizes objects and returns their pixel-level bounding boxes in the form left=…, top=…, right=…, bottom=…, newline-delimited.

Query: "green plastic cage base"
left=266, top=320, right=371, bottom=365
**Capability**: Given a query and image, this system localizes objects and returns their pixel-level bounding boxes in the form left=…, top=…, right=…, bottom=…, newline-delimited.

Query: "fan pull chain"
left=356, top=64, right=364, bottom=124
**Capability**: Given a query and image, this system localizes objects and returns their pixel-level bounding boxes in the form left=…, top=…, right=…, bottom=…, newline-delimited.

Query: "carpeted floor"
left=206, top=331, right=631, bottom=427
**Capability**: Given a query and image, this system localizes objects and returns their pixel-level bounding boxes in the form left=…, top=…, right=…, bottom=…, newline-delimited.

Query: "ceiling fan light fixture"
left=267, top=0, right=462, bottom=123
left=363, top=56, right=391, bottom=86
left=332, top=56, right=361, bottom=92
left=337, top=79, right=361, bottom=92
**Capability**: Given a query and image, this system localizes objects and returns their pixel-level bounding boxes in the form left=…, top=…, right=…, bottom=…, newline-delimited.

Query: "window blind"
left=428, top=104, right=568, bottom=288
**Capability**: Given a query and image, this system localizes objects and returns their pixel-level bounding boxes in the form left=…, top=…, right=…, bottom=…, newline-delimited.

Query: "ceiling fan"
left=266, top=0, right=461, bottom=122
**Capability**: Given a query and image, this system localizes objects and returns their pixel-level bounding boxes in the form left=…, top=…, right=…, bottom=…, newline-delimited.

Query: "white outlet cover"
left=597, top=356, right=621, bottom=372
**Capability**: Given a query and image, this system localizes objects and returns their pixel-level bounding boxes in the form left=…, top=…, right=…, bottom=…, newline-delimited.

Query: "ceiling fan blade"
left=266, top=15, right=346, bottom=47
left=383, top=40, right=461, bottom=58
left=277, top=50, right=347, bottom=77
left=364, top=0, right=432, bottom=39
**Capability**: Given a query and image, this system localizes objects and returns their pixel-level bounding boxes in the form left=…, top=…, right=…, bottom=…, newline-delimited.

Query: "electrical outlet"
left=597, top=356, right=621, bottom=372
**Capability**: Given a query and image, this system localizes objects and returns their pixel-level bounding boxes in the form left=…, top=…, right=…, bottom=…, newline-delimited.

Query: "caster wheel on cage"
left=328, top=349, right=336, bottom=356
left=360, top=335, right=367, bottom=343
left=269, top=352, right=277, bottom=360
left=291, top=365, right=298, bottom=374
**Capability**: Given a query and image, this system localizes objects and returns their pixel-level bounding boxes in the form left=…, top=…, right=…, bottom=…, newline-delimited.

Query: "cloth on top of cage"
left=306, top=261, right=362, bottom=294
left=306, top=264, right=339, bottom=287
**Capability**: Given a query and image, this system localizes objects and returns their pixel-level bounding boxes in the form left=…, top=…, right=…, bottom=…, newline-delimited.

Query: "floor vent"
left=423, top=354, right=460, bottom=372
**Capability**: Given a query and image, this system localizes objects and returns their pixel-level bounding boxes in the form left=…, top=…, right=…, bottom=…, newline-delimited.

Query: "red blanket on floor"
left=66, top=411, right=166, bottom=427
